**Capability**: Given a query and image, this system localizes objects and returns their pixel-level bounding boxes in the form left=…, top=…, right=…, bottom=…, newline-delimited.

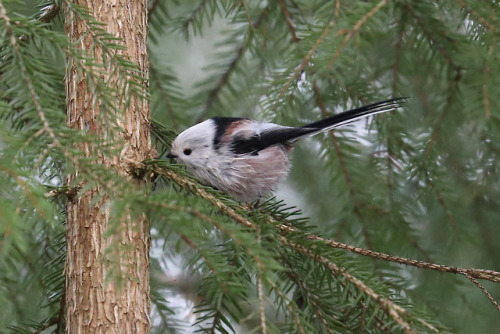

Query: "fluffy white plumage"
left=167, top=98, right=405, bottom=202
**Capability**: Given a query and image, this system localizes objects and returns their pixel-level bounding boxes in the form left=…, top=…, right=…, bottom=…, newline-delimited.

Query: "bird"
left=167, top=98, right=405, bottom=202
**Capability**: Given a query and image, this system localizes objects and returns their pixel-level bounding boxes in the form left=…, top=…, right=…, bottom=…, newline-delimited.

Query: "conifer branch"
left=455, top=0, right=497, bottom=32
left=311, top=81, right=378, bottom=262
left=31, top=318, right=58, bottom=334
left=0, top=165, right=47, bottom=218
left=39, top=3, right=60, bottom=23
left=483, top=45, right=493, bottom=118
left=256, top=226, right=267, bottom=334
left=209, top=311, right=221, bottom=334
left=404, top=3, right=457, bottom=69
left=424, top=70, right=461, bottom=157
left=0, top=2, right=63, bottom=155
left=238, top=0, right=254, bottom=29
left=326, top=0, right=389, bottom=70
left=151, top=164, right=500, bottom=282
left=182, top=0, right=212, bottom=36
left=265, top=278, right=306, bottom=334
left=150, top=199, right=265, bottom=271
left=275, top=221, right=500, bottom=282
left=147, top=0, right=162, bottom=21
left=273, top=21, right=336, bottom=112
left=178, top=233, right=219, bottom=276
left=427, top=179, right=459, bottom=234
left=277, top=0, right=300, bottom=43
left=281, top=256, right=337, bottom=333
left=257, top=272, right=267, bottom=334
left=150, top=62, right=179, bottom=130
left=196, top=7, right=269, bottom=122
left=392, top=26, right=406, bottom=96
left=281, top=238, right=424, bottom=334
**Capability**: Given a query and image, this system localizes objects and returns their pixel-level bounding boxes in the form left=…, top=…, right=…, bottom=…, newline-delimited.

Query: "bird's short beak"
left=166, top=152, right=177, bottom=159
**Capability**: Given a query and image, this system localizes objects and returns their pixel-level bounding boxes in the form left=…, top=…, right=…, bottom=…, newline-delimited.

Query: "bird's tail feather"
left=253, top=97, right=406, bottom=153
left=301, top=97, right=407, bottom=135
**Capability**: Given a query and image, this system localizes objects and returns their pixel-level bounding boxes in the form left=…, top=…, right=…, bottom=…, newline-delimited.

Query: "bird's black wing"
left=229, top=127, right=311, bottom=155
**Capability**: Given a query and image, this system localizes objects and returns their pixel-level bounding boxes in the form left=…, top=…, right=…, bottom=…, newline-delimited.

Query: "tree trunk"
left=63, top=0, right=151, bottom=332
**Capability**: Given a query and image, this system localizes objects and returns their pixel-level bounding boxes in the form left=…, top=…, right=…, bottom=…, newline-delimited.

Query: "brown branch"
left=257, top=270, right=267, bottom=334
left=210, top=311, right=221, bottom=334
left=277, top=0, right=300, bottom=43
left=460, top=270, right=500, bottom=311
left=151, top=165, right=500, bottom=283
left=281, top=238, right=426, bottom=334
left=31, top=318, right=59, bottom=334
left=239, top=0, right=255, bottom=28
left=275, top=222, right=500, bottom=283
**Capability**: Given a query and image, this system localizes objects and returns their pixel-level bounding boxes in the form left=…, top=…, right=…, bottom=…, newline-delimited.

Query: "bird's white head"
left=167, top=119, right=216, bottom=169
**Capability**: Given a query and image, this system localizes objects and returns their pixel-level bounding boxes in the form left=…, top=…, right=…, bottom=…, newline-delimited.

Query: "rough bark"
left=64, top=0, right=152, bottom=332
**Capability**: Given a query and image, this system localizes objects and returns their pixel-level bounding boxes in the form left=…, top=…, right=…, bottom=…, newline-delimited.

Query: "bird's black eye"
left=183, top=148, right=192, bottom=156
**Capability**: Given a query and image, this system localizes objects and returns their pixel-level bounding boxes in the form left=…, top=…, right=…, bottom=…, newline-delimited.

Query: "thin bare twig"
left=460, top=270, right=500, bottom=311
left=275, top=221, right=500, bottom=283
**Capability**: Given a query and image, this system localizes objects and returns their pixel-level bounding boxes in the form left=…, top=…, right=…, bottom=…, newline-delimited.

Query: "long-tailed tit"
left=167, top=98, right=405, bottom=202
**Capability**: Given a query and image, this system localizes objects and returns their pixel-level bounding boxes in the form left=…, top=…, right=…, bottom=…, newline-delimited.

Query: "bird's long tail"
left=301, top=97, right=406, bottom=135
left=254, top=97, right=406, bottom=151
